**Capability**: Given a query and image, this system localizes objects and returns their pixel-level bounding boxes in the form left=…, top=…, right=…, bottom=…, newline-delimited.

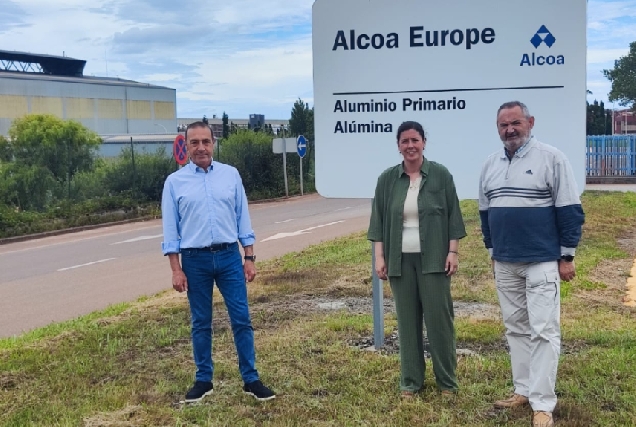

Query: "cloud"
left=1, top=0, right=635, bottom=117
left=0, top=1, right=30, bottom=32
left=587, top=0, right=636, bottom=47
left=588, top=48, right=629, bottom=64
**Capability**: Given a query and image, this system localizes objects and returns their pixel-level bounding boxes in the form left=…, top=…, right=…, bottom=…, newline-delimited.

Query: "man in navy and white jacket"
left=479, top=101, right=585, bottom=427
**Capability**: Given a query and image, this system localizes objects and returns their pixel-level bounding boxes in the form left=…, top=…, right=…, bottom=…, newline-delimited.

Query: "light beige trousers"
left=494, top=260, right=561, bottom=412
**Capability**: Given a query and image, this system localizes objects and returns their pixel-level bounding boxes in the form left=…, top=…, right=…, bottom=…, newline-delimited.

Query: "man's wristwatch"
left=244, top=255, right=256, bottom=262
left=560, top=255, right=574, bottom=262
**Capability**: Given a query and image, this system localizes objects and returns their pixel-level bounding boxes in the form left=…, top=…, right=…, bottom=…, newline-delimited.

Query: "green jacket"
left=367, top=158, right=467, bottom=277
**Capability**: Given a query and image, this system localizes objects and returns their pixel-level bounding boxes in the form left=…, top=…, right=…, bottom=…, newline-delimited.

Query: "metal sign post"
left=371, top=243, right=384, bottom=349
left=282, top=128, right=288, bottom=197
left=272, top=133, right=297, bottom=197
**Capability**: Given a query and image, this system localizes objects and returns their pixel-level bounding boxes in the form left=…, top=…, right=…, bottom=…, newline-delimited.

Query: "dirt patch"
left=235, top=295, right=501, bottom=334
left=83, top=405, right=144, bottom=427
left=618, top=229, right=636, bottom=256
left=0, top=372, right=29, bottom=391
left=347, top=331, right=590, bottom=357
left=581, top=229, right=636, bottom=310
left=346, top=331, right=508, bottom=357
left=250, top=295, right=499, bottom=319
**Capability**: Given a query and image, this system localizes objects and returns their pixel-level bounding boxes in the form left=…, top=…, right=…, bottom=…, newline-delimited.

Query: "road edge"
left=0, top=194, right=312, bottom=246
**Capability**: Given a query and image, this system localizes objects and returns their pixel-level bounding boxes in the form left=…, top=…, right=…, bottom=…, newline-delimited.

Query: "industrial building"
left=613, top=109, right=636, bottom=135
left=0, top=50, right=293, bottom=158
left=0, top=50, right=177, bottom=138
left=177, top=116, right=290, bottom=139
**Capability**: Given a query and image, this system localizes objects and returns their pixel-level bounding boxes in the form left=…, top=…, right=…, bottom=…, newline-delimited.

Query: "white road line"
left=274, top=219, right=294, bottom=224
left=334, top=207, right=352, bottom=212
left=260, top=221, right=345, bottom=242
left=57, top=258, right=117, bottom=272
left=0, top=225, right=160, bottom=256
left=110, top=234, right=163, bottom=245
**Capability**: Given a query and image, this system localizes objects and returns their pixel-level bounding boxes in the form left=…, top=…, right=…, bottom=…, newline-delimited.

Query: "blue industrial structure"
left=586, top=135, right=636, bottom=177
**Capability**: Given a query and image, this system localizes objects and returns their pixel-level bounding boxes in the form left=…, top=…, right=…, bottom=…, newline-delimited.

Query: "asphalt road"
left=0, top=194, right=372, bottom=338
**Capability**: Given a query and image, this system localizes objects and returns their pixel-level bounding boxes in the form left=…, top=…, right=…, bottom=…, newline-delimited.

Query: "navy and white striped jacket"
left=478, top=137, right=585, bottom=263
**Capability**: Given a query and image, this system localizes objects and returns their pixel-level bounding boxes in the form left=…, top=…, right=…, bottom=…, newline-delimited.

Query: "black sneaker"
left=185, top=381, right=213, bottom=403
left=243, top=380, right=276, bottom=401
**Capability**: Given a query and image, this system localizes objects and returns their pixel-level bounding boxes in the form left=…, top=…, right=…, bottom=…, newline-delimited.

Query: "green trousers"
left=389, top=253, right=458, bottom=392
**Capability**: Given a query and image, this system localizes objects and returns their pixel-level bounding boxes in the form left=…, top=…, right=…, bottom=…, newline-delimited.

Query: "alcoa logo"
left=530, top=25, right=556, bottom=48
left=520, top=25, right=564, bottom=66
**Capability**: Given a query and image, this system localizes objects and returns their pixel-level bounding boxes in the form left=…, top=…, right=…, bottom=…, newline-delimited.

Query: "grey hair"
left=497, top=101, right=531, bottom=119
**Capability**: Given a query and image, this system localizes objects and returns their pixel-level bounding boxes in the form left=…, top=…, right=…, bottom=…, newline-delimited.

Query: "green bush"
left=103, top=146, right=177, bottom=201
left=0, top=163, right=57, bottom=211
left=216, top=130, right=316, bottom=199
left=64, top=159, right=109, bottom=201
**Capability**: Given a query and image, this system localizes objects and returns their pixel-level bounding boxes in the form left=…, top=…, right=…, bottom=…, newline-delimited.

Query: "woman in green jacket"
left=367, top=120, right=467, bottom=398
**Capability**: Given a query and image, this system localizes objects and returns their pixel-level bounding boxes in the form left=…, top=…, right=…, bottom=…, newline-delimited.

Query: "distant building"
left=613, top=109, right=636, bottom=134
left=249, top=114, right=265, bottom=130
left=0, top=50, right=177, bottom=137
left=178, top=117, right=290, bottom=139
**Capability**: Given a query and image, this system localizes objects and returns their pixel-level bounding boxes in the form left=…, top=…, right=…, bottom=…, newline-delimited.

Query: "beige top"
left=402, top=176, right=421, bottom=253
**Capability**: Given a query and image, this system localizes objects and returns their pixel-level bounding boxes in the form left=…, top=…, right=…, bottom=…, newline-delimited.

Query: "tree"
left=289, top=98, right=314, bottom=143
left=103, top=146, right=175, bottom=202
left=5, top=114, right=101, bottom=183
left=0, top=163, right=56, bottom=210
left=217, top=130, right=286, bottom=198
left=586, top=100, right=612, bottom=135
left=603, top=41, right=636, bottom=110
left=222, top=112, right=229, bottom=139
left=0, top=135, right=11, bottom=162
left=288, top=98, right=315, bottom=189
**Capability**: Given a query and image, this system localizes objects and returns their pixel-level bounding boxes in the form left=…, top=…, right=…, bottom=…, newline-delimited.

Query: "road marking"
left=0, top=225, right=160, bottom=256
left=57, top=258, right=117, bottom=272
left=261, top=221, right=345, bottom=242
left=274, top=219, right=294, bottom=224
left=110, top=234, right=163, bottom=245
left=334, top=207, right=351, bottom=212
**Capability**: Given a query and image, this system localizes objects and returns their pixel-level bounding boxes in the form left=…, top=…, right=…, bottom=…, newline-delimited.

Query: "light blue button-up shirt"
left=161, top=161, right=255, bottom=255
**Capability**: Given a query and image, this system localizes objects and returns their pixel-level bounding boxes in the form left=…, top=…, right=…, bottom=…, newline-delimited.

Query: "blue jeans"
left=181, top=243, right=259, bottom=384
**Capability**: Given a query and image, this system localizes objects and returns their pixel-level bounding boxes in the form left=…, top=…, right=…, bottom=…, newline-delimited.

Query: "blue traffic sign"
left=297, top=135, right=307, bottom=158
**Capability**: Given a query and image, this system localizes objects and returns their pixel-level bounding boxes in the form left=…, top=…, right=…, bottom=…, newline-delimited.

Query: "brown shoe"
left=494, top=393, right=529, bottom=409
left=532, top=411, right=554, bottom=427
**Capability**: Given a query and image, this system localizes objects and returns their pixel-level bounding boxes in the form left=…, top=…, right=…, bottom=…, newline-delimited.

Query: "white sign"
left=272, top=138, right=298, bottom=153
left=312, top=0, right=587, bottom=199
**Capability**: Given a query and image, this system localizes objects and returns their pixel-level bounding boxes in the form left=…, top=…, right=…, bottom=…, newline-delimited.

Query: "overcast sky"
left=2, top=0, right=634, bottom=119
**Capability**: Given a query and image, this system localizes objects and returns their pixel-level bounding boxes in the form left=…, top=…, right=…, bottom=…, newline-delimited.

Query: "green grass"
left=1, top=191, right=635, bottom=426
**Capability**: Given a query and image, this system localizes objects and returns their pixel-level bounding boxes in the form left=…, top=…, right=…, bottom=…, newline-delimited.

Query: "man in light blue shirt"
left=161, top=121, right=275, bottom=403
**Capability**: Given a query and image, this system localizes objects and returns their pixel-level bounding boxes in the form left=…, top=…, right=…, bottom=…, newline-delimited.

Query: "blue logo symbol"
left=530, top=25, right=555, bottom=48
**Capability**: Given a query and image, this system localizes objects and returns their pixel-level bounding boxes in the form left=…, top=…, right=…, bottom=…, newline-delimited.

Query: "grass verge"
left=1, top=191, right=635, bottom=426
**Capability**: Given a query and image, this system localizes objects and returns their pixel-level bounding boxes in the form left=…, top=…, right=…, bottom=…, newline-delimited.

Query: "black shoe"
left=243, top=380, right=276, bottom=401
left=185, top=381, right=213, bottom=403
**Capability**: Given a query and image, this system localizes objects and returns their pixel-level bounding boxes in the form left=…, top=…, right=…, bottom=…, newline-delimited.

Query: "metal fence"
left=586, top=135, right=636, bottom=176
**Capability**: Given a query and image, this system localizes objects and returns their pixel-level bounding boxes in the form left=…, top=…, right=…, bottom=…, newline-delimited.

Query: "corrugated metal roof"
left=0, top=49, right=86, bottom=76
left=0, top=70, right=173, bottom=90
